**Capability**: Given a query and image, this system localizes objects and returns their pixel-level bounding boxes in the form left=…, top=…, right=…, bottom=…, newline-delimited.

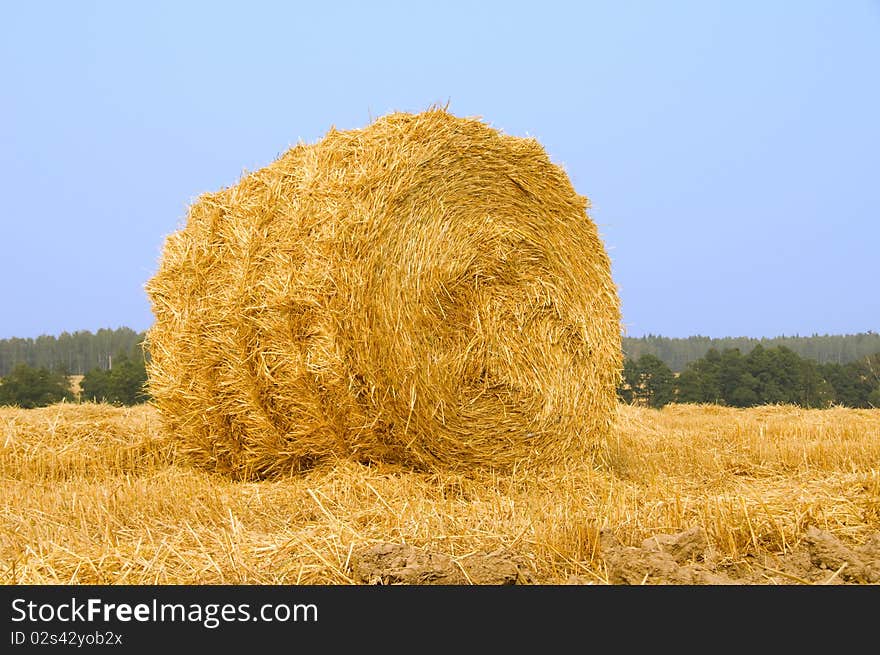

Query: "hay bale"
left=145, top=109, right=621, bottom=479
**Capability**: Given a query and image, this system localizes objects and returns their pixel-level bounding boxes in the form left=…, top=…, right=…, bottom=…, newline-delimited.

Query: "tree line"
left=0, top=327, right=150, bottom=408
left=623, top=332, right=880, bottom=372
left=1, top=327, right=878, bottom=410
left=0, top=327, right=144, bottom=376
left=620, top=346, right=880, bottom=409
left=3, top=327, right=878, bottom=377
left=0, top=353, right=149, bottom=409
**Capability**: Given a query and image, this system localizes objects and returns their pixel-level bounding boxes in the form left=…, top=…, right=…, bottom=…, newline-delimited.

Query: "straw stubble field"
left=2, top=402, right=878, bottom=585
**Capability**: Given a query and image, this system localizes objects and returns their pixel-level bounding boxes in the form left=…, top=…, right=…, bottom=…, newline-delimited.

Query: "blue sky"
left=1, top=1, right=877, bottom=339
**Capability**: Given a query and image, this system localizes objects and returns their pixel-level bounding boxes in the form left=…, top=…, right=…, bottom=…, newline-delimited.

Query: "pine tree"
left=0, top=364, right=73, bottom=408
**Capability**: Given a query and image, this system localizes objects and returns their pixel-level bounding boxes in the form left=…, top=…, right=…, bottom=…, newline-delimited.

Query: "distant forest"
left=622, top=332, right=880, bottom=372
left=0, top=328, right=145, bottom=376
left=0, top=327, right=877, bottom=377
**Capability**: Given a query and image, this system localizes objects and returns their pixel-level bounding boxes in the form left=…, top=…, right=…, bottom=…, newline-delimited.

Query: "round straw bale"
left=145, top=109, right=622, bottom=479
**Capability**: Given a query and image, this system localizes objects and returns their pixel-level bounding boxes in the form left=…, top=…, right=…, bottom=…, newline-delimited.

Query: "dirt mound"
left=563, top=525, right=880, bottom=585
left=800, top=526, right=880, bottom=583
left=350, top=543, right=534, bottom=585
left=351, top=527, right=880, bottom=585
left=591, top=526, right=736, bottom=585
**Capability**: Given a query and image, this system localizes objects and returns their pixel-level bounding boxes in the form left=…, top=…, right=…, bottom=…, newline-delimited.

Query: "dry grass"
left=2, top=401, right=878, bottom=584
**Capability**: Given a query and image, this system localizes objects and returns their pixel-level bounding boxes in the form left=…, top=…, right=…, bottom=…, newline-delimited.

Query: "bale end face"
left=145, top=109, right=622, bottom=479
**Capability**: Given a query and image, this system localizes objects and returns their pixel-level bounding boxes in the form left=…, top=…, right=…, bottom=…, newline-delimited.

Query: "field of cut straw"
left=2, top=402, right=878, bottom=585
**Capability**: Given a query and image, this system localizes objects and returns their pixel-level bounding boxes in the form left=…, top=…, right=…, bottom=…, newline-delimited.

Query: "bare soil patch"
left=352, top=526, right=880, bottom=585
